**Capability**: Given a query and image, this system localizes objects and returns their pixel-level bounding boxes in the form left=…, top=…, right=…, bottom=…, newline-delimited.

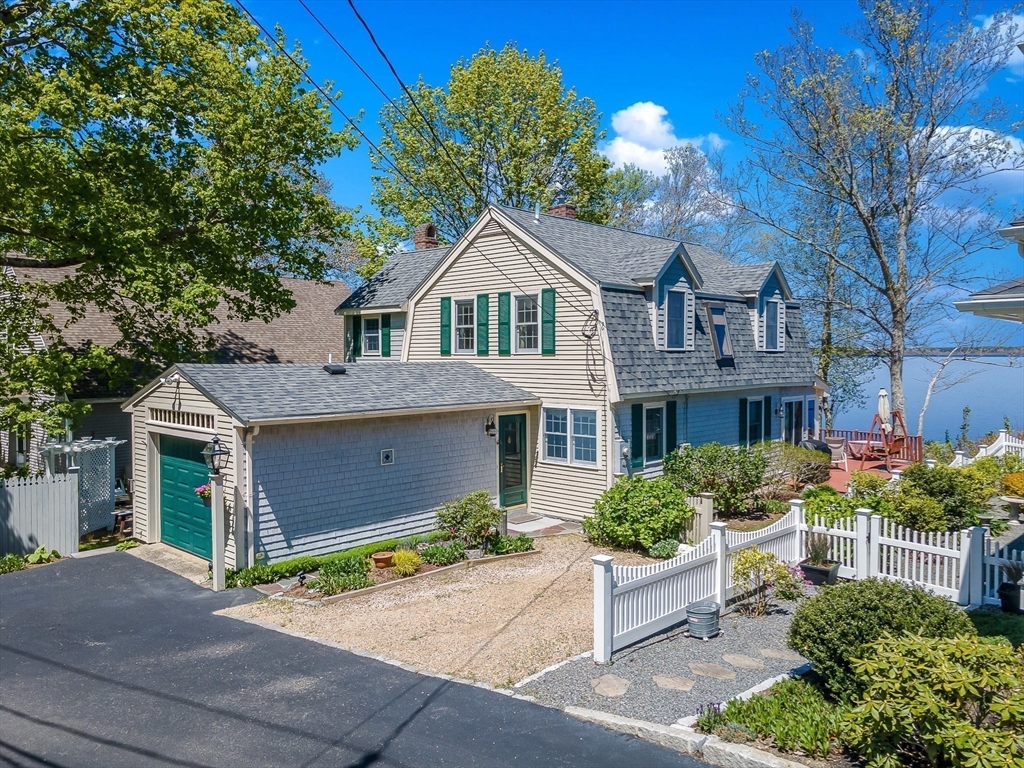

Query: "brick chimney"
left=413, top=222, right=438, bottom=250
left=547, top=203, right=577, bottom=219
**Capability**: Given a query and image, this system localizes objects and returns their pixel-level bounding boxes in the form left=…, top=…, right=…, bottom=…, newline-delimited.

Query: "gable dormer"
left=750, top=266, right=791, bottom=352
left=653, top=253, right=697, bottom=351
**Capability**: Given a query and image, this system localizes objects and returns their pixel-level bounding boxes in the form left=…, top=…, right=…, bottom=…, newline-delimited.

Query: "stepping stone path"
left=721, top=653, right=765, bottom=670
left=760, top=648, right=803, bottom=661
left=590, top=674, right=630, bottom=697
left=652, top=674, right=695, bottom=692
left=688, top=663, right=736, bottom=680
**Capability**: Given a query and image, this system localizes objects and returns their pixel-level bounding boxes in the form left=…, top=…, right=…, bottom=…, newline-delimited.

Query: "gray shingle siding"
left=601, top=288, right=816, bottom=397
left=252, top=409, right=497, bottom=561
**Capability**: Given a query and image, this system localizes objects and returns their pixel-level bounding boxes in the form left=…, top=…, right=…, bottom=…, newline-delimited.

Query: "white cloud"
left=976, top=13, right=1024, bottom=78
left=602, top=101, right=726, bottom=175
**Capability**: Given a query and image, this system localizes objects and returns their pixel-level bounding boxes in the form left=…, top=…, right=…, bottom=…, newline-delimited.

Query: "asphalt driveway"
left=0, top=552, right=703, bottom=768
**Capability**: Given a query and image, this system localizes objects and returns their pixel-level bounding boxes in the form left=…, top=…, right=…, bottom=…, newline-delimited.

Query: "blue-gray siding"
left=78, top=402, right=131, bottom=480
left=252, top=409, right=497, bottom=561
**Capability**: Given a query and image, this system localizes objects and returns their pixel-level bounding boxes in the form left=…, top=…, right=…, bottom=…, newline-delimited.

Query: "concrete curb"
left=70, top=546, right=119, bottom=559
left=563, top=707, right=804, bottom=768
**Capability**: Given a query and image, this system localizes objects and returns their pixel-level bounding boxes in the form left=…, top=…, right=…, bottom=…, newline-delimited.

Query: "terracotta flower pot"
left=371, top=551, right=394, bottom=569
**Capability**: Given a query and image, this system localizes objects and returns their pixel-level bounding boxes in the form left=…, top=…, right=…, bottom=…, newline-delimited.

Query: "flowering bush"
left=194, top=483, right=212, bottom=500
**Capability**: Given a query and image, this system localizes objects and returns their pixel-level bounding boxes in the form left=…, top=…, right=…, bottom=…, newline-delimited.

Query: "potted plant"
left=370, top=551, right=394, bottom=569
left=997, top=559, right=1023, bottom=615
left=1000, top=473, right=1024, bottom=526
left=799, top=532, right=840, bottom=586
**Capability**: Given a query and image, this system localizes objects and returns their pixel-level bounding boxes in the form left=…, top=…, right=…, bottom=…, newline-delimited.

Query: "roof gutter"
left=334, top=304, right=404, bottom=316
left=243, top=398, right=542, bottom=428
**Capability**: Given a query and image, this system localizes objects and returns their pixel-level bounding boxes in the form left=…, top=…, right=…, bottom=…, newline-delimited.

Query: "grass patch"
left=79, top=530, right=128, bottom=552
left=969, top=607, right=1024, bottom=649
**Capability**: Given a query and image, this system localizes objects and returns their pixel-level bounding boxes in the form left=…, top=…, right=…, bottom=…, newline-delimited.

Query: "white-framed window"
left=14, top=431, right=28, bottom=467
left=515, top=295, right=539, bottom=353
left=543, top=406, right=598, bottom=467
left=644, top=405, right=664, bottom=464
left=666, top=290, right=686, bottom=350
left=707, top=305, right=733, bottom=359
left=455, top=299, right=475, bottom=353
left=362, top=316, right=380, bottom=355
left=763, top=298, right=785, bottom=351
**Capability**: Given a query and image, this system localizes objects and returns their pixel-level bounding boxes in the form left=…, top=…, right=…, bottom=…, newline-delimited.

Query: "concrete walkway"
left=507, top=508, right=583, bottom=538
left=0, top=552, right=704, bottom=768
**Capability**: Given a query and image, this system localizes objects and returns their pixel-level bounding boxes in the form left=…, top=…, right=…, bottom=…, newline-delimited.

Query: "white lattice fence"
left=77, top=442, right=116, bottom=534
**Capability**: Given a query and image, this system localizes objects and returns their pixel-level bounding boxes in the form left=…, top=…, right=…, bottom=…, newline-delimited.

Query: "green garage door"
left=159, top=435, right=212, bottom=559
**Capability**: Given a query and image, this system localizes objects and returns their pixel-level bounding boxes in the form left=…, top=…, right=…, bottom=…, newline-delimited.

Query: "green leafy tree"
left=369, top=43, right=610, bottom=252
left=1, top=0, right=356, bottom=434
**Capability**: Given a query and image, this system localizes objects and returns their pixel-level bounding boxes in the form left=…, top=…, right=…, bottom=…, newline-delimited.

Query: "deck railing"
left=823, top=428, right=923, bottom=463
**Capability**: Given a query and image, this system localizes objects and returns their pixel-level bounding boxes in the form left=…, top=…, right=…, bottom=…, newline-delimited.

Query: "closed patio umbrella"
left=877, top=388, right=892, bottom=434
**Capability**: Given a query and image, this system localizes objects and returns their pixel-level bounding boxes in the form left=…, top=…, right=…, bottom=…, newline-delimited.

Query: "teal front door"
left=159, top=435, right=212, bottom=559
left=499, top=414, right=527, bottom=507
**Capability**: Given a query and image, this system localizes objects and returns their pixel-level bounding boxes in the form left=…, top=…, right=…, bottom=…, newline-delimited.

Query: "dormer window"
left=363, top=317, right=380, bottom=355
left=707, top=305, right=733, bottom=360
left=763, top=299, right=785, bottom=351
left=667, top=291, right=686, bottom=349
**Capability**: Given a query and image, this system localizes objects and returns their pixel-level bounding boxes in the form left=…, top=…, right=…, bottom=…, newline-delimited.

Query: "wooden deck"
left=825, top=458, right=912, bottom=492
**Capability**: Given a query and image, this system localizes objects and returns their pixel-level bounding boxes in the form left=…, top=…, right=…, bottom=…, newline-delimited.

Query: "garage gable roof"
left=133, top=362, right=539, bottom=425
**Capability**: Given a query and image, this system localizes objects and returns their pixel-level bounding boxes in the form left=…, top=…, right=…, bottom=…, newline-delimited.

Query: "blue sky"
left=243, top=0, right=1024, bottom=304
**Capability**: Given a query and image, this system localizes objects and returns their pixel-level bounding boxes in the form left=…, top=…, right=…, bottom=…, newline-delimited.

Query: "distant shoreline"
left=859, top=348, right=1023, bottom=358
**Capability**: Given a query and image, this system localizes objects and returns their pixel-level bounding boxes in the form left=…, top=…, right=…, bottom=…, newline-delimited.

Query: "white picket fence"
left=593, top=499, right=995, bottom=662
left=950, top=429, right=1024, bottom=467
left=982, top=538, right=1024, bottom=607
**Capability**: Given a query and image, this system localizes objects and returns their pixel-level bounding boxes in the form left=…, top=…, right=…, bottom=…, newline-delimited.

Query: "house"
left=954, top=215, right=1024, bottom=323
left=122, top=361, right=537, bottom=568
left=337, top=204, right=818, bottom=522
left=2, top=265, right=351, bottom=477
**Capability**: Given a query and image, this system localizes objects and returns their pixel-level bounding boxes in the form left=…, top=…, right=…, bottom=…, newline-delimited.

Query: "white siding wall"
left=129, top=379, right=242, bottom=569
left=406, top=221, right=610, bottom=520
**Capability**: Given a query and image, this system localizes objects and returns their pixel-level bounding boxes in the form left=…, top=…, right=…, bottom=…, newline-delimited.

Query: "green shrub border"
left=225, top=530, right=448, bottom=589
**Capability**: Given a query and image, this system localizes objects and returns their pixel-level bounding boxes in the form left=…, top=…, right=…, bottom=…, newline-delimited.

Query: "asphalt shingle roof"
left=173, top=361, right=539, bottom=424
left=339, top=246, right=450, bottom=310
left=601, top=288, right=816, bottom=397
left=971, top=276, right=1024, bottom=298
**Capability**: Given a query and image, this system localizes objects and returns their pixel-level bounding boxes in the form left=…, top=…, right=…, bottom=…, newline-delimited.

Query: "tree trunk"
left=819, top=257, right=837, bottom=431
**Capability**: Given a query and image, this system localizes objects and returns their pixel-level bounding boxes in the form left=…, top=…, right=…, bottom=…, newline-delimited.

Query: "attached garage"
left=123, top=361, right=538, bottom=569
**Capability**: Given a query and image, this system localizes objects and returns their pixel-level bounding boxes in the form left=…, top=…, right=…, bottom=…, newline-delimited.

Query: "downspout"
left=244, top=425, right=260, bottom=568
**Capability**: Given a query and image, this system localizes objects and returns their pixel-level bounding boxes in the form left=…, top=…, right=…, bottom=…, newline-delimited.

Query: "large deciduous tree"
left=369, top=43, right=610, bottom=251
left=1, top=0, right=355, bottom=441
left=720, top=0, right=1023, bottom=416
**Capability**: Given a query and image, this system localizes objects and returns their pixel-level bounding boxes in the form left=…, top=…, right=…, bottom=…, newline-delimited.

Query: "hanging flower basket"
left=194, top=484, right=212, bottom=500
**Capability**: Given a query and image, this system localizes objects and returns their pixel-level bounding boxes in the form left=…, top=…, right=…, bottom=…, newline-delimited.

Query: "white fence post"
left=961, top=526, right=985, bottom=607
left=592, top=555, right=614, bottom=664
left=855, top=508, right=871, bottom=580
left=210, top=473, right=225, bottom=592
left=868, top=515, right=881, bottom=579
left=789, top=499, right=805, bottom=563
left=710, top=522, right=729, bottom=607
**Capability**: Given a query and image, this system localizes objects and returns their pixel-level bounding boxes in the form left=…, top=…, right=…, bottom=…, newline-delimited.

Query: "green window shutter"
left=739, top=397, right=748, bottom=446
left=630, top=403, right=644, bottom=468
left=541, top=288, right=556, bottom=355
left=476, top=294, right=489, bottom=356
left=381, top=313, right=391, bottom=357
left=666, top=400, right=677, bottom=455
left=440, top=297, right=451, bottom=356
left=497, top=292, right=511, bottom=356
left=352, top=316, right=362, bottom=359
left=763, top=396, right=772, bottom=441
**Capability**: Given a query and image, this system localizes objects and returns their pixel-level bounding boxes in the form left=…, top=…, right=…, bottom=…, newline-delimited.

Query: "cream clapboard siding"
left=407, top=220, right=610, bottom=520
left=129, top=378, right=243, bottom=569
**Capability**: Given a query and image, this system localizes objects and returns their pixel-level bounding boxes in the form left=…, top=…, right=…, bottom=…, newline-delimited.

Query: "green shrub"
left=436, top=490, right=504, bottom=546
left=313, top=555, right=372, bottom=595
left=848, top=470, right=889, bottom=498
left=664, top=442, right=767, bottom=515
left=732, top=546, right=790, bottom=617
left=235, top=563, right=275, bottom=588
left=421, top=541, right=466, bottom=566
left=485, top=533, right=534, bottom=555
left=1004, top=472, right=1024, bottom=498
left=844, top=634, right=1024, bottom=768
left=758, top=498, right=790, bottom=515
left=924, top=439, right=956, bottom=465
left=0, top=554, right=25, bottom=574
left=648, top=539, right=680, bottom=559
left=767, top=443, right=832, bottom=487
left=722, top=678, right=846, bottom=758
left=391, top=549, right=421, bottom=577
left=787, top=578, right=976, bottom=702
left=888, top=487, right=948, bottom=531
left=583, top=475, right=693, bottom=551
left=901, top=462, right=994, bottom=530
left=115, top=539, right=138, bottom=551
left=801, top=485, right=856, bottom=524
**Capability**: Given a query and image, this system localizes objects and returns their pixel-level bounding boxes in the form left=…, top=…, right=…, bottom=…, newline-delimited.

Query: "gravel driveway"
left=223, top=535, right=652, bottom=686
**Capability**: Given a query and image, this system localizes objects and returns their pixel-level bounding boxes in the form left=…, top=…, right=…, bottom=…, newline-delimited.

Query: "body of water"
left=833, top=356, right=1024, bottom=442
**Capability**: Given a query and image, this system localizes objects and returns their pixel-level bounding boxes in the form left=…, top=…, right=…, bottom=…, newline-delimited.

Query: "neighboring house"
left=337, top=204, right=817, bottom=521
left=2, top=264, right=350, bottom=478
left=122, top=362, right=537, bottom=568
left=954, top=215, right=1024, bottom=324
